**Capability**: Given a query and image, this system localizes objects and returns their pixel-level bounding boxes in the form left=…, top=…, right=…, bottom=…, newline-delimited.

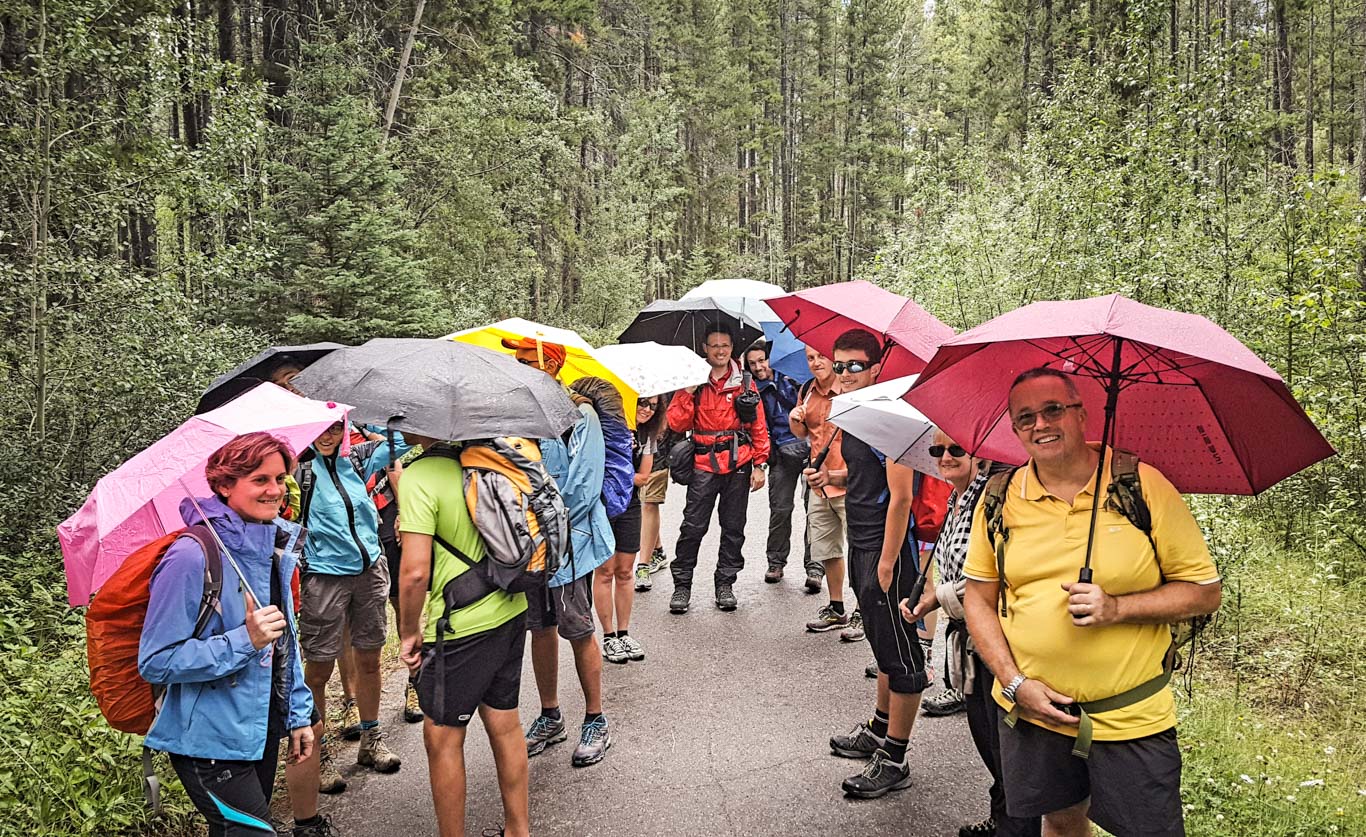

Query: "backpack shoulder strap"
left=981, top=467, right=1020, bottom=618
left=1106, top=449, right=1153, bottom=548
left=182, top=524, right=223, bottom=638
left=296, top=459, right=316, bottom=525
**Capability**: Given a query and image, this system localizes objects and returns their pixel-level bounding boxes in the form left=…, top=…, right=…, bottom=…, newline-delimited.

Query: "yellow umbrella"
left=446, top=318, right=639, bottom=428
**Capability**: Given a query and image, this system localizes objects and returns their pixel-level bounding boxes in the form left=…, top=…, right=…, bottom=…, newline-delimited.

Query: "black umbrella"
left=196, top=342, right=345, bottom=414
left=618, top=298, right=765, bottom=356
left=290, top=338, right=579, bottom=442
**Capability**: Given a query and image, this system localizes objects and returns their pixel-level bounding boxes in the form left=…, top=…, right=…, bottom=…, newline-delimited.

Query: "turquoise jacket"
left=139, top=496, right=312, bottom=760
left=296, top=437, right=408, bottom=576
left=541, top=404, right=615, bottom=587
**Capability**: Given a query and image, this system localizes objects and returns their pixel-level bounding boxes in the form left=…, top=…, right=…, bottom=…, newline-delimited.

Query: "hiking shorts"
left=609, top=499, right=642, bottom=555
left=641, top=468, right=669, bottom=504
left=807, top=493, right=846, bottom=564
left=525, top=574, right=595, bottom=641
left=849, top=545, right=929, bottom=695
left=383, top=536, right=403, bottom=599
left=997, top=713, right=1183, bottom=836
left=298, top=560, right=389, bottom=661
left=416, top=613, right=527, bottom=727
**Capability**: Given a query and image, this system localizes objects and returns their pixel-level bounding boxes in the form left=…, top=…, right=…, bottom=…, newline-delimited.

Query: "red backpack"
left=910, top=471, right=953, bottom=545
left=86, top=525, right=221, bottom=734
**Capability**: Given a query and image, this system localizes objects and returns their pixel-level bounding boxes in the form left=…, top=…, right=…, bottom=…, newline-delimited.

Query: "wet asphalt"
left=320, top=485, right=987, bottom=836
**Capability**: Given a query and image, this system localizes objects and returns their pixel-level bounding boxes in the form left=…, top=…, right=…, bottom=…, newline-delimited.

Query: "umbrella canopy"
left=905, top=294, right=1336, bottom=495
left=618, top=298, right=765, bottom=356
left=825, top=376, right=939, bottom=477
left=197, top=342, right=344, bottom=414
left=680, top=280, right=813, bottom=382
left=445, top=318, right=638, bottom=427
left=594, top=342, right=712, bottom=398
left=291, top=338, right=579, bottom=443
left=60, top=384, right=349, bottom=606
left=762, top=321, right=813, bottom=383
left=767, top=281, right=954, bottom=381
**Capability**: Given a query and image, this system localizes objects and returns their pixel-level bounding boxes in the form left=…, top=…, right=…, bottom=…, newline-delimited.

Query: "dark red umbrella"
left=767, top=281, right=955, bottom=380
left=905, top=294, right=1335, bottom=496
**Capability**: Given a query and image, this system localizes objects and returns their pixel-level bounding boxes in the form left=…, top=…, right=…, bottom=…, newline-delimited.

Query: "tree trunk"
left=382, top=0, right=426, bottom=143
left=1274, top=0, right=1296, bottom=168
left=1305, top=3, right=1315, bottom=174
left=216, top=0, right=234, bottom=62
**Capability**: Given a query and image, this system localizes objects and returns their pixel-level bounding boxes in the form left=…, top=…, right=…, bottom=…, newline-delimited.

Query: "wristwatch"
left=755, top=462, right=768, bottom=472
left=1001, top=674, right=1028, bottom=704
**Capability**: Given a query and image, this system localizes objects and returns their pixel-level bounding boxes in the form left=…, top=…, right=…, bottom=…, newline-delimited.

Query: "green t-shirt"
left=396, top=452, right=527, bottom=642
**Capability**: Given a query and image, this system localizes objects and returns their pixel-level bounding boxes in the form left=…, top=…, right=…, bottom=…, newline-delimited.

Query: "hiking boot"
left=764, top=565, right=783, bottom=583
left=292, top=815, right=339, bottom=837
left=339, top=698, right=362, bottom=741
left=669, top=587, right=691, bottom=614
left=839, top=609, right=865, bottom=642
left=318, top=746, right=347, bottom=794
left=829, top=720, right=884, bottom=759
left=805, top=604, right=848, bottom=633
left=357, top=728, right=401, bottom=773
left=403, top=680, right=424, bottom=724
left=841, top=748, right=912, bottom=799
left=620, top=634, right=645, bottom=661
left=715, top=583, right=737, bottom=611
left=571, top=716, right=611, bottom=767
left=958, top=816, right=996, bottom=837
left=634, top=564, right=652, bottom=591
left=525, top=713, right=567, bottom=757
left=647, top=546, right=668, bottom=574
left=922, top=687, right=967, bottom=717
left=804, top=572, right=823, bottom=594
left=602, top=635, right=629, bottom=664
left=865, top=662, right=879, bottom=678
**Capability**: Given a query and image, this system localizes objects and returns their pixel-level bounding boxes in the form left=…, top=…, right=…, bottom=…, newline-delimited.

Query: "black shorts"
left=998, top=710, right=1184, bottom=835
left=609, top=498, right=642, bottom=555
left=169, top=747, right=279, bottom=835
left=415, top=613, right=527, bottom=727
left=848, top=544, right=929, bottom=695
left=383, top=536, right=402, bottom=598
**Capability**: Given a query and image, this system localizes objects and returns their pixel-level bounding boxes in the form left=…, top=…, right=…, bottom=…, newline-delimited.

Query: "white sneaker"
left=619, top=634, right=645, bottom=661
left=602, top=635, right=629, bottom=664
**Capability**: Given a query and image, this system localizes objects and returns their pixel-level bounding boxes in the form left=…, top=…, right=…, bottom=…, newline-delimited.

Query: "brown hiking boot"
left=339, top=698, right=362, bottom=741
left=402, top=680, right=424, bottom=724
left=318, top=744, right=347, bottom=794
left=357, top=727, right=401, bottom=773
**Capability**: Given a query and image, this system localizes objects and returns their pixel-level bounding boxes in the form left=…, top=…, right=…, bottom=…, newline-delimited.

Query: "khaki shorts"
left=298, top=559, right=390, bottom=661
left=641, top=468, right=669, bottom=505
left=807, top=492, right=846, bottom=564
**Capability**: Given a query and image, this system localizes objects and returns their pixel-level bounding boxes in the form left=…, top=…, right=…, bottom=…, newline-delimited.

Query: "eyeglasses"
left=831, top=360, right=870, bottom=374
left=704, top=343, right=731, bottom=350
left=928, top=444, right=968, bottom=458
left=516, top=357, right=541, bottom=367
left=323, top=421, right=344, bottom=434
left=1011, top=402, right=1083, bottom=431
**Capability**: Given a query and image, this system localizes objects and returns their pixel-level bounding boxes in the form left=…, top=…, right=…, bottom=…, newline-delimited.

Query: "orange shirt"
left=796, top=377, right=845, bottom=498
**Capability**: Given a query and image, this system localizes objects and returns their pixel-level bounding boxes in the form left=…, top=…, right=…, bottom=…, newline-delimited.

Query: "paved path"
left=323, top=486, right=987, bottom=836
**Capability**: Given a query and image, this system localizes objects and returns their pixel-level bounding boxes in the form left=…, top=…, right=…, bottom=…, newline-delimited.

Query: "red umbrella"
left=767, top=281, right=955, bottom=380
left=905, top=293, right=1335, bottom=497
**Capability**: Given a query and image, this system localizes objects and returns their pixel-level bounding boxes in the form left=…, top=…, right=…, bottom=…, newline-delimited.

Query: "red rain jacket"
left=667, top=361, right=771, bottom=474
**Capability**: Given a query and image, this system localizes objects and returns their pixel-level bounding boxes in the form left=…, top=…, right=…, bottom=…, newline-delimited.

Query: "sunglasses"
left=928, top=444, right=968, bottom=458
left=516, top=357, right=541, bottom=367
left=1011, top=402, right=1083, bottom=431
left=831, top=360, right=870, bottom=374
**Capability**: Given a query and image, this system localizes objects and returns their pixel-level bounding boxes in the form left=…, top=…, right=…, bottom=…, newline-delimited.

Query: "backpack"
left=420, top=440, right=567, bottom=603
left=910, top=470, right=953, bottom=544
left=86, top=525, right=222, bottom=813
left=982, top=450, right=1210, bottom=758
left=567, top=377, right=635, bottom=518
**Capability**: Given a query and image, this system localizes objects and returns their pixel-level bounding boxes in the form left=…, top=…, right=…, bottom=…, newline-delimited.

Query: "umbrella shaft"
left=1080, top=339, right=1125, bottom=581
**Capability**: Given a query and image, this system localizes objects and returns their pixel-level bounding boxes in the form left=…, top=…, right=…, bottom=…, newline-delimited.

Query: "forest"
left=0, top=0, right=1363, bottom=833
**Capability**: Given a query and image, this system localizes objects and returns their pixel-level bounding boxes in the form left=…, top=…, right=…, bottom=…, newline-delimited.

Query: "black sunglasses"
left=831, top=360, right=870, bottom=374
left=928, top=444, right=968, bottom=458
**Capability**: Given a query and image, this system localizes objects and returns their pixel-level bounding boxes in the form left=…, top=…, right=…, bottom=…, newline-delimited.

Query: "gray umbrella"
left=291, top=338, right=580, bottom=441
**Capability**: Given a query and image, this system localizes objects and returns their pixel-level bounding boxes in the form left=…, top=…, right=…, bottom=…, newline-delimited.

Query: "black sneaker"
left=669, top=587, right=691, bottom=614
left=865, top=662, right=879, bottom=678
left=829, top=720, right=883, bottom=759
left=958, top=816, right=996, bottom=836
left=715, top=583, right=737, bottom=611
left=841, top=748, right=912, bottom=798
left=293, top=815, right=339, bottom=837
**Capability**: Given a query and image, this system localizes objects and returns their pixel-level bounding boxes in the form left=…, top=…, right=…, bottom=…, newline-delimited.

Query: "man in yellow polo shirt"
left=964, top=368, right=1221, bottom=837
left=396, top=433, right=530, bottom=837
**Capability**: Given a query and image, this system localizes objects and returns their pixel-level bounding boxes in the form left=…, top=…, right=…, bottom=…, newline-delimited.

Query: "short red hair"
left=206, top=432, right=297, bottom=497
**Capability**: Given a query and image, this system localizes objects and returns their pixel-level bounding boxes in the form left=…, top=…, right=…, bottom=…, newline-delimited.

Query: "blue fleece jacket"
left=758, top=373, right=801, bottom=448
left=139, top=496, right=312, bottom=760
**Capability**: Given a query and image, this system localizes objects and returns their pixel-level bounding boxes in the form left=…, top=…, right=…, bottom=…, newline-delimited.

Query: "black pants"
left=169, top=744, right=280, bottom=836
left=965, top=654, right=1042, bottom=837
left=673, top=466, right=750, bottom=589
left=765, top=442, right=806, bottom=568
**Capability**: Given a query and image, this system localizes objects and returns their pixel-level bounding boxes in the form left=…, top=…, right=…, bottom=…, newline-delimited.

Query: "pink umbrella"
left=60, top=383, right=350, bottom=606
left=767, top=280, right=955, bottom=380
left=905, top=294, right=1335, bottom=497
